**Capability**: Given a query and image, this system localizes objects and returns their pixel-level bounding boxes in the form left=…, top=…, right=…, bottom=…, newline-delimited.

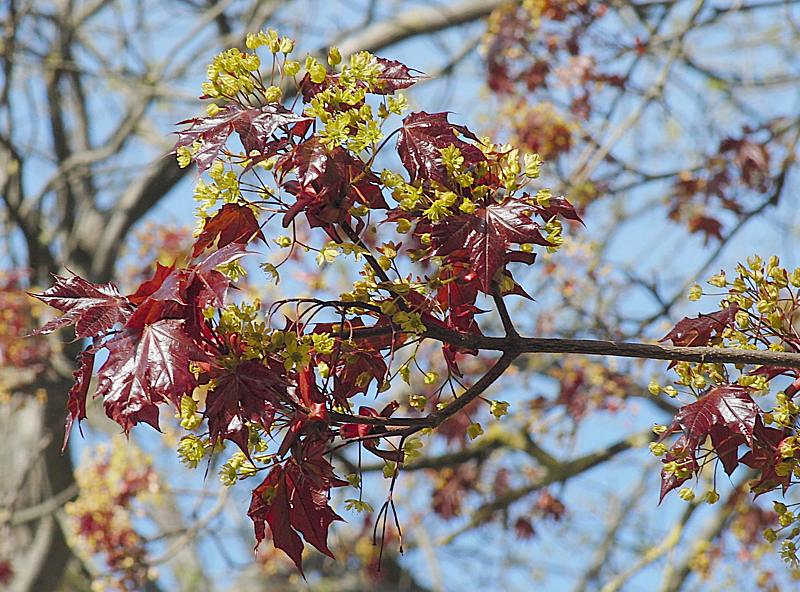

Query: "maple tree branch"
left=334, top=0, right=511, bottom=57
left=443, top=429, right=652, bottom=543
left=599, top=502, right=698, bottom=592
left=492, top=285, right=519, bottom=338
left=357, top=426, right=556, bottom=472
left=294, top=290, right=800, bottom=373
left=572, top=476, right=648, bottom=592
left=422, top=325, right=800, bottom=370
left=3, top=484, right=78, bottom=526
left=657, top=479, right=747, bottom=592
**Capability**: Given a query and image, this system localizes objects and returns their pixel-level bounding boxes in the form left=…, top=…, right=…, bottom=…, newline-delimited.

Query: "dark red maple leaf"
left=192, top=203, right=265, bottom=257
left=299, top=57, right=418, bottom=103
left=310, top=319, right=390, bottom=404
left=709, top=424, right=746, bottom=476
left=126, top=244, right=244, bottom=332
left=720, top=136, right=771, bottom=191
left=660, top=304, right=739, bottom=347
left=372, top=58, right=420, bottom=94
left=281, top=139, right=387, bottom=231
left=96, top=320, right=208, bottom=432
left=740, top=417, right=792, bottom=495
left=205, top=358, right=287, bottom=453
left=688, top=214, right=724, bottom=244
left=534, top=195, right=584, bottom=225
left=659, top=385, right=761, bottom=499
left=431, top=198, right=551, bottom=291
left=659, top=434, right=699, bottom=502
left=126, top=268, right=189, bottom=330
left=0, top=560, right=12, bottom=586
left=175, top=104, right=309, bottom=172
left=435, top=266, right=484, bottom=375
left=62, top=348, right=96, bottom=451
left=231, top=104, right=310, bottom=155
left=666, top=384, right=760, bottom=448
left=128, top=263, right=174, bottom=306
left=30, top=275, right=133, bottom=339
left=396, top=111, right=485, bottom=187
left=340, top=403, right=403, bottom=461
left=248, top=440, right=345, bottom=574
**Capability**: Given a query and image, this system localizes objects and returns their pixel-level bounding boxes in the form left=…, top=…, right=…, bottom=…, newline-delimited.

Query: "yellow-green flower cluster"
left=667, top=254, right=800, bottom=403
left=203, top=48, right=261, bottom=98
left=765, top=392, right=800, bottom=429
left=177, top=434, right=207, bottom=468
left=193, top=161, right=241, bottom=218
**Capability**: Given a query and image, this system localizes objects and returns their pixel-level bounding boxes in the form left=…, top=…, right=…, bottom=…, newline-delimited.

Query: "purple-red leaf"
left=659, top=385, right=762, bottom=500
left=249, top=466, right=305, bottom=572
left=231, top=104, right=310, bottom=154
left=667, top=384, right=759, bottom=448
left=205, top=358, right=286, bottom=454
left=30, top=275, right=133, bottom=339
left=397, top=111, right=485, bottom=186
left=248, top=441, right=345, bottom=574
left=431, top=198, right=550, bottom=291
left=62, top=348, right=96, bottom=452
left=709, top=424, right=746, bottom=476
left=660, top=304, right=739, bottom=347
left=96, top=320, right=207, bottom=432
left=192, top=203, right=265, bottom=257
left=175, top=104, right=308, bottom=172
left=372, top=58, right=420, bottom=94
left=281, top=139, right=386, bottom=230
left=126, top=244, right=244, bottom=331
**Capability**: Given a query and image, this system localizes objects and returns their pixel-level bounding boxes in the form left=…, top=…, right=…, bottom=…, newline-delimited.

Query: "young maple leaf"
left=740, top=417, right=792, bottom=495
left=231, top=104, right=311, bottom=155
left=371, top=57, right=421, bottom=94
left=299, top=57, right=418, bottom=102
left=126, top=244, right=244, bottom=332
left=248, top=440, right=345, bottom=574
left=192, top=203, right=265, bottom=257
left=205, top=358, right=287, bottom=454
left=30, top=275, right=133, bottom=339
left=62, top=348, right=96, bottom=451
left=249, top=466, right=305, bottom=572
left=535, top=195, right=584, bottom=225
left=396, top=111, right=485, bottom=187
left=431, top=199, right=551, bottom=292
left=175, top=104, right=309, bottom=172
left=281, top=139, right=386, bottom=230
left=659, top=384, right=761, bottom=499
left=128, top=263, right=175, bottom=306
left=666, top=384, right=760, bottom=448
left=660, top=304, right=739, bottom=347
left=96, top=320, right=208, bottom=433
left=708, top=424, right=747, bottom=476
left=659, top=434, right=699, bottom=502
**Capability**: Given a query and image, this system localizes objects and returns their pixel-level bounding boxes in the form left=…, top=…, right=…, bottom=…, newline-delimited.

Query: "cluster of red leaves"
left=30, top=42, right=585, bottom=572
left=536, top=357, right=632, bottom=420
left=658, top=307, right=798, bottom=500
left=670, top=127, right=774, bottom=243
left=0, top=271, right=49, bottom=368
left=68, top=451, right=157, bottom=590
left=485, top=0, right=622, bottom=159
left=0, top=560, right=12, bottom=586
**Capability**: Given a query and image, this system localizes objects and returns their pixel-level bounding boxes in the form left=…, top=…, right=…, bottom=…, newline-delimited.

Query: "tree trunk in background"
left=1, top=359, right=80, bottom=592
